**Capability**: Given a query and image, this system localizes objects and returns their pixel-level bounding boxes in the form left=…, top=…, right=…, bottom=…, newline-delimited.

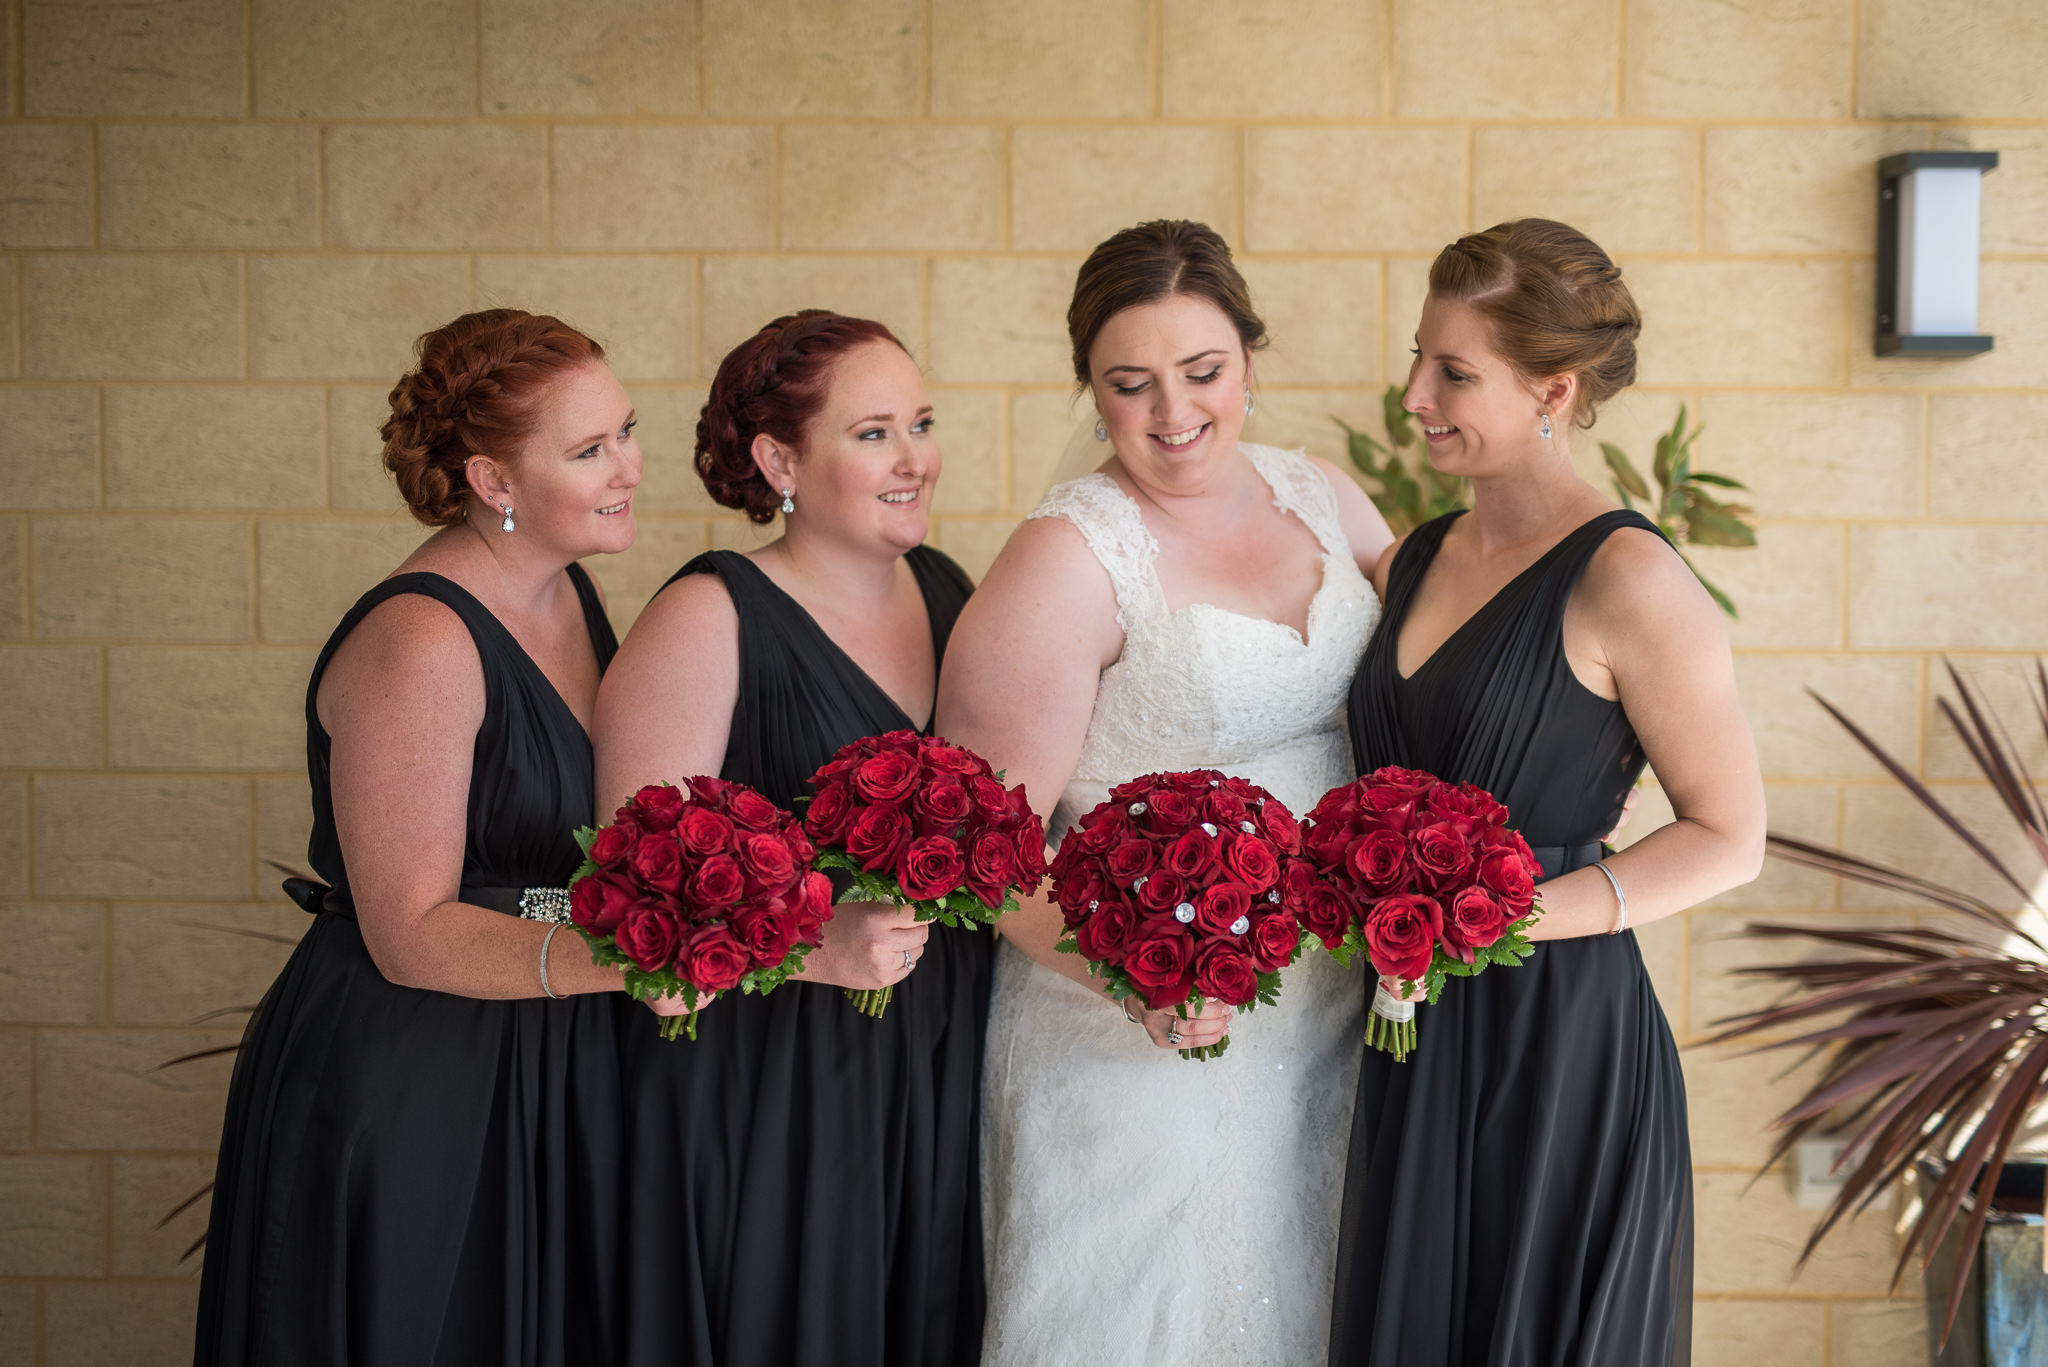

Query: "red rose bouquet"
left=570, top=778, right=832, bottom=1040
left=1301, top=765, right=1543, bottom=1060
left=1048, top=769, right=1309, bottom=1061
left=803, top=730, right=1047, bottom=1017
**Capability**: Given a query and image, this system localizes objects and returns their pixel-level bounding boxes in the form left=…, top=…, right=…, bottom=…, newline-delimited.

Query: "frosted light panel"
left=1898, top=166, right=1983, bottom=336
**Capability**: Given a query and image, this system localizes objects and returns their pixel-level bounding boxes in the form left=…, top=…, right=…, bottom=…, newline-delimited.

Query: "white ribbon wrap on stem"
left=1372, top=983, right=1417, bottom=1023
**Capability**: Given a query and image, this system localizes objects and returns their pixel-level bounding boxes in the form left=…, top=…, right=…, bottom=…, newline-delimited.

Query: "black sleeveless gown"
left=1331, top=510, right=1692, bottom=1367
left=194, top=566, right=627, bottom=1367
left=616, top=546, right=992, bottom=1367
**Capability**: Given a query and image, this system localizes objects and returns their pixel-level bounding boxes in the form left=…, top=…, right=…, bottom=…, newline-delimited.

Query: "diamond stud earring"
left=1093, top=418, right=1107, bottom=443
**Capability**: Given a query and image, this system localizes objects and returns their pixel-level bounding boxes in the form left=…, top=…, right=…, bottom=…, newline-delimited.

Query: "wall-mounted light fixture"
left=1875, top=150, right=1998, bottom=356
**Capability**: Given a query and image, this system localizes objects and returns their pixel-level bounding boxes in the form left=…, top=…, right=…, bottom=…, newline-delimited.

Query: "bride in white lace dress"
left=937, top=221, right=1394, bottom=1364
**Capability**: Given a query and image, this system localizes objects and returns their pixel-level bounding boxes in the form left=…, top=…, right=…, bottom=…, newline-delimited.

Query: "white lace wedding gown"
left=981, top=443, right=1380, bottom=1365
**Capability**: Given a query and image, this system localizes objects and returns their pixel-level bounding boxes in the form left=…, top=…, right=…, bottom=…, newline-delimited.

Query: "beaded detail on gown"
left=980, top=445, right=1379, bottom=1366
left=615, top=545, right=992, bottom=1367
left=1332, top=509, right=1692, bottom=1367
left=194, top=565, right=627, bottom=1367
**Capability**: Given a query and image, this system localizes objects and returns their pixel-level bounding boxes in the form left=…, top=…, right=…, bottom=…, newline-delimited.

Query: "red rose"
left=1249, top=911, right=1301, bottom=972
left=1345, top=828, right=1410, bottom=894
left=923, top=742, right=979, bottom=773
left=1279, top=857, right=1319, bottom=904
left=677, top=807, right=735, bottom=858
left=1410, top=821, right=1474, bottom=891
left=1442, top=886, right=1511, bottom=961
left=1204, top=789, right=1250, bottom=829
left=684, top=775, right=730, bottom=804
left=1364, top=893, right=1442, bottom=983
left=615, top=904, right=681, bottom=971
left=1194, top=881, right=1253, bottom=938
left=794, top=870, right=834, bottom=940
left=680, top=923, right=750, bottom=993
left=1299, top=884, right=1356, bottom=951
left=1012, top=825, right=1048, bottom=892
left=737, top=831, right=797, bottom=891
left=1146, top=789, right=1195, bottom=830
left=570, top=868, right=637, bottom=933
left=1074, top=806, right=1127, bottom=854
left=1164, top=828, right=1220, bottom=880
left=845, top=805, right=910, bottom=872
left=589, top=818, right=640, bottom=868
left=1123, top=927, right=1195, bottom=1009
left=1222, top=834, right=1280, bottom=893
left=966, top=831, right=1020, bottom=907
left=726, top=788, right=783, bottom=832
left=629, top=833, right=685, bottom=894
left=1107, top=836, right=1156, bottom=887
left=1477, top=845, right=1537, bottom=909
left=913, top=779, right=974, bottom=832
left=968, top=775, right=1010, bottom=819
left=1256, top=801, right=1302, bottom=854
left=900, top=835, right=967, bottom=901
left=1193, top=942, right=1259, bottom=1007
left=1135, top=868, right=1187, bottom=914
left=852, top=750, right=919, bottom=804
left=1074, top=901, right=1135, bottom=964
left=687, top=854, right=746, bottom=911
left=633, top=784, right=687, bottom=831
left=805, top=782, right=853, bottom=840
left=732, top=903, right=799, bottom=966
left=1054, top=862, right=1107, bottom=924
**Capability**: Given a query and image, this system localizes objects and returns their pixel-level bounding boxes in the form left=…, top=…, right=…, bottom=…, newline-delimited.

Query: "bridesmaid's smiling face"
left=1404, top=294, right=1575, bottom=478
left=1087, top=292, right=1253, bottom=493
left=762, top=339, right=940, bottom=556
left=470, top=360, right=642, bottom=558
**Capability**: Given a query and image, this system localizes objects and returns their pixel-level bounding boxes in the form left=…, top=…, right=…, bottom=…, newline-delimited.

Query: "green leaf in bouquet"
left=573, top=825, right=598, bottom=857
left=572, top=857, right=598, bottom=883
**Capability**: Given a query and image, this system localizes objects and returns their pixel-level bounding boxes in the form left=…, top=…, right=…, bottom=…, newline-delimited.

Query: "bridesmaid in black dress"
left=593, top=311, right=988, bottom=1367
left=1330, top=221, right=1766, bottom=1366
left=194, top=309, right=676, bottom=1365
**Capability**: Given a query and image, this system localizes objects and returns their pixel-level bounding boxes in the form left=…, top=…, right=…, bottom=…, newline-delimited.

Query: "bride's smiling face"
left=1087, top=292, right=1252, bottom=490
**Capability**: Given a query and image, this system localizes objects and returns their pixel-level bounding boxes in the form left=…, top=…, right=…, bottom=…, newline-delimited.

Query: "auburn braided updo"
left=696, top=310, right=908, bottom=523
left=380, top=309, right=607, bottom=526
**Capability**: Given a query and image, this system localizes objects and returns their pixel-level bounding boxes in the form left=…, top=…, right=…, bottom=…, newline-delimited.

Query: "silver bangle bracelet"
left=539, top=921, right=567, bottom=1000
left=1591, top=859, right=1628, bottom=935
left=1120, top=999, right=1139, bottom=1025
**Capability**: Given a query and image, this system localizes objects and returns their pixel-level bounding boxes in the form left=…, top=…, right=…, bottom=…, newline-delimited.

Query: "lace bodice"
left=1027, top=443, right=1382, bottom=827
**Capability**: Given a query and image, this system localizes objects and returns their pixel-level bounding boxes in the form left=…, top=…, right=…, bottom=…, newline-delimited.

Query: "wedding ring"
left=902, top=948, right=915, bottom=969
left=1166, top=1026, right=1184, bottom=1046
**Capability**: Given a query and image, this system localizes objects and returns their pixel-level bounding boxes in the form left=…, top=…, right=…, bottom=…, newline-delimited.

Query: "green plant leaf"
left=1382, top=385, right=1417, bottom=449
left=1688, top=471, right=1749, bottom=491
left=1685, top=505, right=1759, bottom=548
left=1602, top=443, right=1651, bottom=500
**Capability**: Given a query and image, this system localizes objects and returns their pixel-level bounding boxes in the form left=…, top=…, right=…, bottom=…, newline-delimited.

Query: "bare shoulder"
left=623, top=567, right=738, bottom=653
left=1579, top=525, right=1724, bottom=640
left=979, top=513, right=1115, bottom=604
left=319, top=590, right=485, bottom=731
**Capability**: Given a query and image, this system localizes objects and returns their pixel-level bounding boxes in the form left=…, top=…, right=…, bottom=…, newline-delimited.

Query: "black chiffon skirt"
left=194, top=911, right=628, bottom=1366
left=616, top=920, right=993, bottom=1367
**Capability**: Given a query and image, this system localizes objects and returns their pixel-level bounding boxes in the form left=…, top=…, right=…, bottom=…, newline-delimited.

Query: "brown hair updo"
left=696, top=309, right=908, bottom=524
left=1427, top=218, right=1641, bottom=430
left=1067, top=219, right=1267, bottom=386
left=380, top=308, right=607, bottom=527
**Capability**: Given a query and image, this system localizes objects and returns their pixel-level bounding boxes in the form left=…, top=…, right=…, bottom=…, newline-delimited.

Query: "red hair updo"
left=696, top=310, right=909, bottom=524
left=380, top=308, right=607, bottom=527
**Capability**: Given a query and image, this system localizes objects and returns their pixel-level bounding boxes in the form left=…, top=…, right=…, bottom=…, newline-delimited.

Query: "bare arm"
left=321, top=596, right=624, bottom=998
left=936, top=516, right=1229, bottom=1050
left=1310, top=456, right=1397, bottom=582
left=1522, top=529, right=1766, bottom=941
left=592, top=568, right=927, bottom=993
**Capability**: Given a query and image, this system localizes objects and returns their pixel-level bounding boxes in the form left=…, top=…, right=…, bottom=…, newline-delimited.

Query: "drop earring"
left=780, top=487, right=795, bottom=515
left=1244, top=391, right=1256, bottom=418
left=1093, top=418, right=1107, bottom=443
left=500, top=504, right=515, bottom=533
left=1538, top=412, right=1552, bottom=440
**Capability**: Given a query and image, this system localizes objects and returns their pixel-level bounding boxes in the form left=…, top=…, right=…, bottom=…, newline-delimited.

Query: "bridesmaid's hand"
left=795, top=901, right=930, bottom=991
left=644, top=990, right=709, bottom=1019
left=1602, top=782, right=1643, bottom=845
left=1129, top=996, right=1231, bottom=1051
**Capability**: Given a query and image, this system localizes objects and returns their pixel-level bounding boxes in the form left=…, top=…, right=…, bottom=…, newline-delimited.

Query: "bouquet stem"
left=659, top=1008, right=700, bottom=1042
left=1178, top=1034, right=1231, bottom=1062
left=845, top=986, right=893, bottom=1017
left=1367, top=982, right=1417, bottom=1061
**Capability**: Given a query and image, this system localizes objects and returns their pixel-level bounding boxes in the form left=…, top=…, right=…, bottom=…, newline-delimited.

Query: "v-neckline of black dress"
left=386, top=567, right=611, bottom=747
left=721, top=552, right=946, bottom=734
left=1393, top=510, right=1613, bottom=685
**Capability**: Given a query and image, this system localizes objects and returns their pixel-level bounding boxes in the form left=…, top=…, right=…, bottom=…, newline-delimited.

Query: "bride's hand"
left=794, top=901, right=930, bottom=991
left=1125, top=995, right=1232, bottom=1051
